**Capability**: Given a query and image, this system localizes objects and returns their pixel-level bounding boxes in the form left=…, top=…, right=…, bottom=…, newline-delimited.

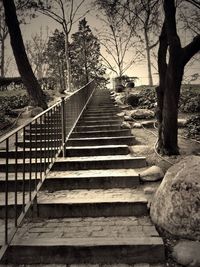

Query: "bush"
left=186, top=115, right=200, bottom=140
left=115, top=84, right=125, bottom=93
left=0, top=94, right=29, bottom=113
left=138, top=88, right=156, bottom=109
left=179, top=89, right=200, bottom=113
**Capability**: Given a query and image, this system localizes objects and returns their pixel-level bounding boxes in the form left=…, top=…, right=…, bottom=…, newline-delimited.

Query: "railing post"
left=61, top=97, right=66, bottom=157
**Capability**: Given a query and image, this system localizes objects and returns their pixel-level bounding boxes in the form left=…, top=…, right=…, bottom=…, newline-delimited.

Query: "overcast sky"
left=4, top=0, right=200, bottom=86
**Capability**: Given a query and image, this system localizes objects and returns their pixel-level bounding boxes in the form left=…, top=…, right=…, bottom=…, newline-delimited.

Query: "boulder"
left=150, top=156, right=200, bottom=240
left=116, top=112, right=125, bottom=118
left=172, top=241, right=200, bottom=266
left=121, top=121, right=131, bottom=129
left=115, top=95, right=125, bottom=105
left=140, top=166, right=164, bottom=182
left=129, top=109, right=155, bottom=119
left=132, top=122, right=142, bottom=128
left=124, top=115, right=132, bottom=121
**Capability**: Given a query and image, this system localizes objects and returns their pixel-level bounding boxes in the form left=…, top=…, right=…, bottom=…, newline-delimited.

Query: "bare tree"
left=119, top=0, right=161, bottom=86
left=94, top=0, right=142, bottom=82
left=26, top=27, right=49, bottom=79
left=156, top=0, right=200, bottom=155
left=35, top=0, right=89, bottom=92
left=3, top=0, right=47, bottom=109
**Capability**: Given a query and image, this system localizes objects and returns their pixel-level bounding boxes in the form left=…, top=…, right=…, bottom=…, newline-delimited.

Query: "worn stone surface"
left=13, top=216, right=159, bottom=241
left=172, top=240, right=200, bottom=266
left=139, top=166, right=164, bottom=182
left=150, top=156, right=200, bottom=240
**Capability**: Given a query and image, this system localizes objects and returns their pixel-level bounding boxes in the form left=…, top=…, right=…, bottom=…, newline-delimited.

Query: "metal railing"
left=0, top=80, right=96, bottom=259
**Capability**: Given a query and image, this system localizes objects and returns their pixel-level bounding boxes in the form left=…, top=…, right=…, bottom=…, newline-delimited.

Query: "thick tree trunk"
left=3, top=0, right=47, bottom=109
left=1, top=39, right=5, bottom=77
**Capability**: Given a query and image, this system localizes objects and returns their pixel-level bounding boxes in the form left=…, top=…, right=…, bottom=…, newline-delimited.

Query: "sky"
left=4, top=0, right=200, bottom=86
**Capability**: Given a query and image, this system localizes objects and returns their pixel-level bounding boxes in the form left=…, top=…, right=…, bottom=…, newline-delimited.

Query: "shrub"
left=186, top=115, right=200, bottom=140
left=138, top=88, right=156, bottom=109
left=179, top=89, right=200, bottom=113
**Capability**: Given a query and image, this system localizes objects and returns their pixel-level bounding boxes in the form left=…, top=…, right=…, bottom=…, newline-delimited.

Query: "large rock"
left=150, top=156, right=200, bottom=240
left=172, top=241, right=200, bottom=266
left=127, top=109, right=154, bottom=119
left=140, top=166, right=164, bottom=182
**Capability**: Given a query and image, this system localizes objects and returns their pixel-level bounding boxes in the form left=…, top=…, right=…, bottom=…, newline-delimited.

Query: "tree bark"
left=3, top=0, right=47, bottom=109
left=0, top=39, right=5, bottom=77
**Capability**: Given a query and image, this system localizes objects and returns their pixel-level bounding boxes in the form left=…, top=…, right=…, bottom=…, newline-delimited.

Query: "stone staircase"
left=0, top=88, right=165, bottom=265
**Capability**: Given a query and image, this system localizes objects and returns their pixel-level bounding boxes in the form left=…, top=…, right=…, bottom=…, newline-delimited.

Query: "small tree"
left=156, top=0, right=200, bottom=155
left=70, top=18, right=106, bottom=88
left=3, top=0, right=47, bottom=109
left=45, top=29, right=66, bottom=92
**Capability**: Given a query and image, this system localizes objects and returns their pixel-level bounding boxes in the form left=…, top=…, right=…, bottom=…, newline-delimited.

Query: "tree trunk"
left=3, top=0, right=47, bottom=109
left=144, top=31, right=153, bottom=86
left=1, top=39, right=5, bottom=77
left=65, top=33, right=72, bottom=92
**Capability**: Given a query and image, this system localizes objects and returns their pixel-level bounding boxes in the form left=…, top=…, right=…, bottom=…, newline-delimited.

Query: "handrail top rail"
left=0, top=80, right=94, bottom=143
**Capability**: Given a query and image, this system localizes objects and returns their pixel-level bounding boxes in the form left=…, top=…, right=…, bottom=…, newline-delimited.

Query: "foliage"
left=44, top=29, right=66, bottom=90
left=70, top=18, right=106, bottom=88
left=0, top=91, right=29, bottom=113
left=137, top=87, right=156, bottom=109
left=179, top=88, right=200, bottom=113
left=186, top=115, right=200, bottom=140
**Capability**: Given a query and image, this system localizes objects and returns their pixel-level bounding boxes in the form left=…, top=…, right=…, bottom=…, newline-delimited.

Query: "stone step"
left=0, top=168, right=140, bottom=192
left=77, top=119, right=122, bottom=126
left=44, top=168, right=140, bottom=190
left=79, top=116, right=121, bottom=122
left=75, top=124, right=122, bottom=132
left=67, top=136, right=136, bottom=146
left=52, top=155, right=147, bottom=171
left=0, top=144, right=129, bottom=159
left=0, top=188, right=149, bottom=218
left=65, top=145, right=130, bottom=157
left=71, top=129, right=131, bottom=138
left=84, top=111, right=121, bottom=116
left=81, top=114, right=120, bottom=119
left=16, top=136, right=135, bottom=148
left=3, top=216, right=165, bottom=264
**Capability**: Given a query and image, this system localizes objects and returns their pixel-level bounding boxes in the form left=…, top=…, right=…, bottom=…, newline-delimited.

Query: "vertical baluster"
left=39, top=116, right=43, bottom=180
left=35, top=119, right=38, bottom=189
left=43, top=113, right=46, bottom=175
left=29, top=123, right=32, bottom=202
left=5, top=138, right=9, bottom=244
left=47, top=111, right=50, bottom=164
left=14, top=133, right=18, bottom=227
left=61, top=97, right=66, bottom=157
left=22, top=128, right=25, bottom=213
left=50, top=108, right=53, bottom=162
